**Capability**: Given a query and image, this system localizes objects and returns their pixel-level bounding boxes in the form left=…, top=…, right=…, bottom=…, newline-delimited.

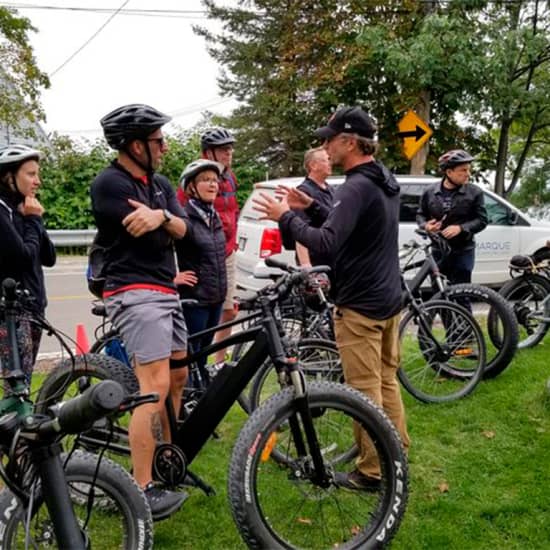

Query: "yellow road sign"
left=398, top=110, right=433, bottom=160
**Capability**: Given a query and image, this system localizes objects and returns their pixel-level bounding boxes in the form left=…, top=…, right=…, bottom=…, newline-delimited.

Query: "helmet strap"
left=444, top=170, right=461, bottom=188
left=124, top=141, right=154, bottom=181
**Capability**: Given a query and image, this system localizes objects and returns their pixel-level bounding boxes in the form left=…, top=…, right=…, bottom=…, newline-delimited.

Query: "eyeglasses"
left=147, top=137, right=167, bottom=147
left=195, top=177, right=220, bottom=184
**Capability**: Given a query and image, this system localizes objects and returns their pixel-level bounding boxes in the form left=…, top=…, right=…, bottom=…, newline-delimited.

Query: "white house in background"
left=0, top=118, right=50, bottom=149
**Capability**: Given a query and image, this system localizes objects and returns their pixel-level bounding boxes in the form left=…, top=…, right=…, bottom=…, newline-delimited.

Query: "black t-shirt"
left=90, top=161, right=184, bottom=292
left=294, top=178, right=334, bottom=266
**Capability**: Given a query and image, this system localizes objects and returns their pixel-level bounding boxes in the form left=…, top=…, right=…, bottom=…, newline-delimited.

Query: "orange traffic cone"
left=75, top=323, right=90, bottom=356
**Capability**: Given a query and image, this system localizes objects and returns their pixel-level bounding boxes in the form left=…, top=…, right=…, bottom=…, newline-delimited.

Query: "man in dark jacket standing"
left=253, top=106, right=410, bottom=491
left=417, top=149, right=488, bottom=285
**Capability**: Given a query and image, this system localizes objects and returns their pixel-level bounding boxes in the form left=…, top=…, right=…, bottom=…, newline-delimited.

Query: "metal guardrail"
left=48, top=229, right=96, bottom=247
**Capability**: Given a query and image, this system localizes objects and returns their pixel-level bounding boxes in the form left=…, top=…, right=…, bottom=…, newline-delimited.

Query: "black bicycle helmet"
left=100, top=104, right=172, bottom=150
left=200, top=127, right=235, bottom=151
left=438, top=149, right=474, bottom=171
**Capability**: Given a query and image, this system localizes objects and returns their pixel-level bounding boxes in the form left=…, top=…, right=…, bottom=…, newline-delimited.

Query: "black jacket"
left=279, top=160, right=402, bottom=320
left=90, top=161, right=184, bottom=292
left=293, top=178, right=334, bottom=266
left=175, top=200, right=227, bottom=305
left=416, top=181, right=488, bottom=251
left=0, top=190, right=56, bottom=313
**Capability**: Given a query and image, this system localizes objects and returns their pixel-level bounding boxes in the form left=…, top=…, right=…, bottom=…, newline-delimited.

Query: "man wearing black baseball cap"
left=253, top=105, right=410, bottom=492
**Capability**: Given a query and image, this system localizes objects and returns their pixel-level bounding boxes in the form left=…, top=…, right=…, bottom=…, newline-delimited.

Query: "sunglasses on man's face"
left=147, top=137, right=167, bottom=147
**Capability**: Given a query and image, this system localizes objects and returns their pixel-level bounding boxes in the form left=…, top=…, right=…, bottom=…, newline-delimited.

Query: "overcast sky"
left=5, top=0, right=237, bottom=139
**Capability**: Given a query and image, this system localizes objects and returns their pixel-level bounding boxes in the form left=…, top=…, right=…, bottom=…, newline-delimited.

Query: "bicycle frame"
left=82, top=275, right=331, bottom=482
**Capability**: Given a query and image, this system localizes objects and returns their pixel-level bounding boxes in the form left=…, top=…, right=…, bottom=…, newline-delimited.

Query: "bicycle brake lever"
left=119, top=392, right=159, bottom=412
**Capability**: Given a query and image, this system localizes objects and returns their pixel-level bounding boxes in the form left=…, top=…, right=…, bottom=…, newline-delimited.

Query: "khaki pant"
left=334, top=307, right=410, bottom=478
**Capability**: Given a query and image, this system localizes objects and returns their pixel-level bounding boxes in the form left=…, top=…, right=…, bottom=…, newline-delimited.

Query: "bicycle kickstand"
left=185, top=469, right=216, bottom=497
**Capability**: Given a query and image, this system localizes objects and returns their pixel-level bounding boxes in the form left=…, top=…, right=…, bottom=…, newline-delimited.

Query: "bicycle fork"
left=285, top=363, right=331, bottom=488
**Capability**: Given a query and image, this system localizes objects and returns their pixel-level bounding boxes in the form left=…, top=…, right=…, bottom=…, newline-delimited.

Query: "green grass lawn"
left=29, top=342, right=550, bottom=549
left=153, top=343, right=550, bottom=549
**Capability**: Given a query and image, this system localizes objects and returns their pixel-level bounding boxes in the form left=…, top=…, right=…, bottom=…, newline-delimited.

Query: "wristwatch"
left=162, top=209, right=173, bottom=225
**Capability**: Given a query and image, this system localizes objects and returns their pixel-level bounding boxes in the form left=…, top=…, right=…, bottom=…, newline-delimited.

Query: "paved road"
left=40, top=256, right=98, bottom=357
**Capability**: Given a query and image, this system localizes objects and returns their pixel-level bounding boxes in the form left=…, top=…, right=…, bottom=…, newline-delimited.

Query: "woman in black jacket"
left=175, top=159, right=227, bottom=373
left=0, top=144, right=56, bottom=383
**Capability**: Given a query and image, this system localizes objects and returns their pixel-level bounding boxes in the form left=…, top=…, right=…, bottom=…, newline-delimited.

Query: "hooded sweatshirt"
left=279, top=160, right=401, bottom=320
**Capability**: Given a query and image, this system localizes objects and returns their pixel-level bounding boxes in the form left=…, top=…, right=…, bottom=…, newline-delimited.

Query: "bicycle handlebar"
left=38, top=380, right=125, bottom=438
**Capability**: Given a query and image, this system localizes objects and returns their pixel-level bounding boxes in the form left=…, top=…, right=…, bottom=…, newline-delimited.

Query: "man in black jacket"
left=253, top=106, right=410, bottom=492
left=91, top=104, right=188, bottom=521
left=417, top=149, right=488, bottom=285
left=294, top=147, right=334, bottom=267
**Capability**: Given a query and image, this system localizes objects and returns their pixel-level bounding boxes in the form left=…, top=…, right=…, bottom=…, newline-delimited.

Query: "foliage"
left=38, top=132, right=263, bottom=229
left=197, top=0, right=550, bottom=192
left=0, top=6, right=49, bottom=135
left=508, top=160, right=550, bottom=210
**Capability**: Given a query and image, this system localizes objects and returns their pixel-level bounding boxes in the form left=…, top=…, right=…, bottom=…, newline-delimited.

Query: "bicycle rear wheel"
left=0, top=450, right=153, bottom=549
left=398, top=300, right=486, bottom=403
left=228, top=381, right=408, bottom=549
left=498, top=274, right=550, bottom=349
left=433, top=283, right=518, bottom=378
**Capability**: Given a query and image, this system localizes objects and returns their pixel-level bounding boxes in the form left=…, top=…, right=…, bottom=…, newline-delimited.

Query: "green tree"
left=199, top=0, right=550, bottom=193
left=0, top=6, right=49, bottom=135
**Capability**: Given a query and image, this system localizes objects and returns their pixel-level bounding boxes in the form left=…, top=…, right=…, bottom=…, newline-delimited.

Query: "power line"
left=49, top=0, right=130, bottom=77
left=0, top=3, right=210, bottom=18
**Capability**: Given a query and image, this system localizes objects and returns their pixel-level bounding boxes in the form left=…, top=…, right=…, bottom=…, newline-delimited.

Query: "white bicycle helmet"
left=0, top=144, right=42, bottom=166
left=179, top=159, right=224, bottom=189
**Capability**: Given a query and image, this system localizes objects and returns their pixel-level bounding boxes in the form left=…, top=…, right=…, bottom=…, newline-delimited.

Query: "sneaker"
left=334, top=469, right=381, bottom=492
left=144, top=483, right=188, bottom=521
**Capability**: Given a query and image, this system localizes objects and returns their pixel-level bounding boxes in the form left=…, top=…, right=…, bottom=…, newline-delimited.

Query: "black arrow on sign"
left=397, top=125, right=427, bottom=141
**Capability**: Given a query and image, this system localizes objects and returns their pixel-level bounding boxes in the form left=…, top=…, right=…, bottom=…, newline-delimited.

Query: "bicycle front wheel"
left=249, top=338, right=343, bottom=411
left=228, top=381, right=408, bottom=549
left=398, top=300, right=486, bottom=403
left=0, top=450, right=153, bottom=549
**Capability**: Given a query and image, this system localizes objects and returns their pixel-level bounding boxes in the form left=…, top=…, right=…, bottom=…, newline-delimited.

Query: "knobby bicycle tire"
left=398, top=299, right=486, bottom=403
left=498, top=274, right=550, bottom=349
left=0, top=450, right=153, bottom=549
left=433, top=283, right=519, bottom=378
left=228, top=381, right=408, bottom=549
left=35, top=353, right=139, bottom=413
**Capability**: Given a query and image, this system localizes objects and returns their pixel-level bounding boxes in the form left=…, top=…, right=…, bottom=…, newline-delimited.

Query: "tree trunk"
left=410, top=89, right=431, bottom=175
left=494, top=115, right=511, bottom=197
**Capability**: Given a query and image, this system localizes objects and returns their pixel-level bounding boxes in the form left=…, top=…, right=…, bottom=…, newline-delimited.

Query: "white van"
left=236, top=175, right=550, bottom=291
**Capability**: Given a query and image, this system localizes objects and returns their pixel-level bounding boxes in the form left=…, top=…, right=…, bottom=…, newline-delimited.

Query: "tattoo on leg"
left=151, top=411, right=163, bottom=442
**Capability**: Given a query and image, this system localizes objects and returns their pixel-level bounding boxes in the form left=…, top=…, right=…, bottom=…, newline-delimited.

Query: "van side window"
left=399, top=185, right=423, bottom=223
left=484, top=194, right=513, bottom=225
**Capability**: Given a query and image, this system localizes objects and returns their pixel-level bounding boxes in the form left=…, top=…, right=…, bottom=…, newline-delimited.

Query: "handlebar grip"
left=1, top=278, right=17, bottom=302
left=264, top=257, right=290, bottom=271
left=56, top=380, right=125, bottom=435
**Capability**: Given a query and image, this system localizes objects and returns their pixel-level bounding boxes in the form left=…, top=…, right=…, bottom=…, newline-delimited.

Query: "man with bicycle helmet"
left=177, top=127, right=240, bottom=362
left=91, top=103, right=188, bottom=521
left=417, top=149, right=487, bottom=286
left=0, top=144, right=56, bottom=383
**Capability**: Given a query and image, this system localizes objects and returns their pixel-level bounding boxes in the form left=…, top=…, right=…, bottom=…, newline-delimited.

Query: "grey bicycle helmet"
left=180, top=159, right=224, bottom=189
left=0, top=144, right=42, bottom=166
left=438, top=149, right=474, bottom=170
left=100, top=103, right=172, bottom=150
left=200, top=127, right=235, bottom=151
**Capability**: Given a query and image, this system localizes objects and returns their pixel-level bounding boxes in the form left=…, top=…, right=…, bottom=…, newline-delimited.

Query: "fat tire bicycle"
left=0, top=278, right=154, bottom=549
left=37, top=262, right=409, bottom=549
